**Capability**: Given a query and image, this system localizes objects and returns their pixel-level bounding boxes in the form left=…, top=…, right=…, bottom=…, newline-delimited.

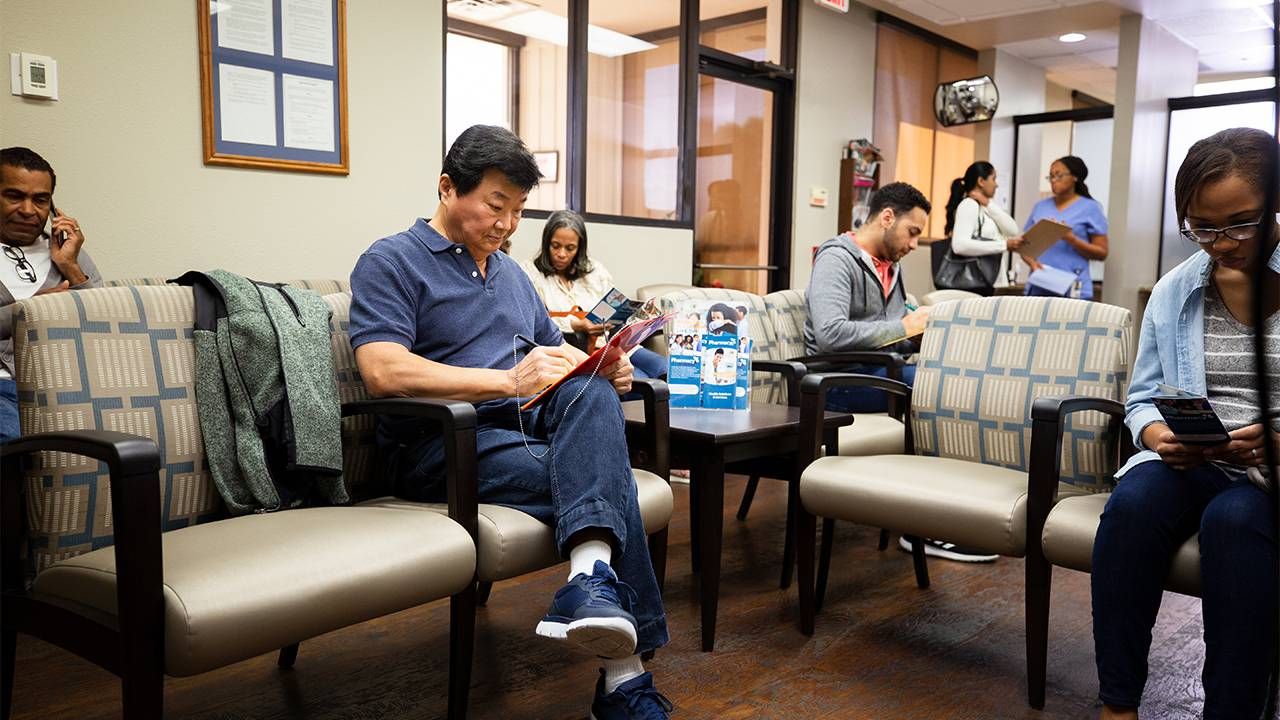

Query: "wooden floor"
left=11, top=475, right=1208, bottom=720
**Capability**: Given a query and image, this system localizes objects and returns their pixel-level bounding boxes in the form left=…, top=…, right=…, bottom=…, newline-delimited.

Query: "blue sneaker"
left=591, top=671, right=673, bottom=720
left=535, top=560, right=639, bottom=658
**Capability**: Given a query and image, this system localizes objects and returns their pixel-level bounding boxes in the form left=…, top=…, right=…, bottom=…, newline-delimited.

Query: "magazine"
left=1151, top=383, right=1230, bottom=444
left=519, top=313, right=673, bottom=411
left=585, top=287, right=652, bottom=328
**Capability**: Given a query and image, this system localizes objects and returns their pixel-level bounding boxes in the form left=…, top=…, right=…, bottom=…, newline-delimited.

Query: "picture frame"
left=197, top=0, right=349, bottom=174
left=534, top=150, right=559, bottom=184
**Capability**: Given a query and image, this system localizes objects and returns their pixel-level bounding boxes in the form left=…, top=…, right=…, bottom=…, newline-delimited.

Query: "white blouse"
left=518, top=257, right=615, bottom=333
left=950, top=197, right=1020, bottom=257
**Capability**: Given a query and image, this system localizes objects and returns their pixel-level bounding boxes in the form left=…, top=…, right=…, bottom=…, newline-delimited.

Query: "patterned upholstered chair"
left=2, top=285, right=479, bottom=719
left=322, top=292, right=674, bottom=619
left=792, top=296, right=1132, bottom=707
left=922, top=288, right=981, bottom=306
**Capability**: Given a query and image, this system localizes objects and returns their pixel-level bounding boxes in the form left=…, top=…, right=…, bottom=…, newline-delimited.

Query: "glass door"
left=694, top=76, right=775, bottom=294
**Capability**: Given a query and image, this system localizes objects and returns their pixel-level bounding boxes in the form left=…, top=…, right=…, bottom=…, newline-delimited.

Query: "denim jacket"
left=1116, top=241, right=1280, bottom=478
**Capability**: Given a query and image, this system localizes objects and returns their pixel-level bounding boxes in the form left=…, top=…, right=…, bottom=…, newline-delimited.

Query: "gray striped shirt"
left=1203, top=283, right=1279, bottom=483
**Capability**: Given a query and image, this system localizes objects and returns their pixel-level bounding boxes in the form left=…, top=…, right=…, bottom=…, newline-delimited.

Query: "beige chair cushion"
left=1042, top=493, right=1201, bottom=597
left=33, top=506, right=476, bottom=677
left=801, top=454, right=1086, bottom=557
left=369, top=469, right=673, bottom=582
left=837, top=414, right=905, bottom=456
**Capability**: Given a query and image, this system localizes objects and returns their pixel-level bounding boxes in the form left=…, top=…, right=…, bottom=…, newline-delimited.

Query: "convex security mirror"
left=934, top=75, right=999, bottom=127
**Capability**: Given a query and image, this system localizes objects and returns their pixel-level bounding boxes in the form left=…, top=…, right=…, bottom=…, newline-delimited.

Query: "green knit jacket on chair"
left=178, top=270, right=348, bottom=514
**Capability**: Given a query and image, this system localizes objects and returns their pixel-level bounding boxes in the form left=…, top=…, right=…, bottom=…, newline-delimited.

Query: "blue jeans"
left=823, top=364, right=917, bottom=413
left=630, top=346, right=667, bottom=380
left=0, top=378, right=18, bottom=444
left=392, top=375, right=669, bottom=653
left=1091, top=460, right=1277, bottom=717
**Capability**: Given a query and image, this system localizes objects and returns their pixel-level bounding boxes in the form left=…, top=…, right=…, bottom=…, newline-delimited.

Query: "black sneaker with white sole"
left=898, top=536, right=998, bottom=563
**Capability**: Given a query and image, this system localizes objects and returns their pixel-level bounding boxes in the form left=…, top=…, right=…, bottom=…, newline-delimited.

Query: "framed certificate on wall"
left=197, top=0, right=349, bottom=174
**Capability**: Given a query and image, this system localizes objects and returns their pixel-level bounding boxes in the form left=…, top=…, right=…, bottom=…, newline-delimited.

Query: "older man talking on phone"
left=0, top=147, right=102, bottom=443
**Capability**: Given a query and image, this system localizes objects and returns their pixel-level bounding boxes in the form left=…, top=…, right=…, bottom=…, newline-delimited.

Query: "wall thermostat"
left=9, top=52, right=58, bottom=100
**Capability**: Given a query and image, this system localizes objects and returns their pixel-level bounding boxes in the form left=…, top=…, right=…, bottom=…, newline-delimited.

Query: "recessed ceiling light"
left=1058, top=33, right=1087, bottom=43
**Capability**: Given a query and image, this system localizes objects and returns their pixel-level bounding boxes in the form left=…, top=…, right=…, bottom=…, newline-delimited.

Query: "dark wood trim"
left=1012, top=105, right=1114, bottom=126
left=581, top=212, right=692, bottom=230
left=698, top=46, right=795, bottom=87
left=1070, top=90, right=1109, bottom=109
left=566, top=0, right=588, bottom=211
left=875, top=10, right=977, bottom=60
left=445, top=17, right=527, bottom=48
left=440, top=0, right=447, bottom=160
left=678, top=0, right=700, bottom=226
left=635, top=7, right=767, bottom=43
left=767, top=0, right=799, bottom=292
left=1166, top=87, right=1275, bottom=111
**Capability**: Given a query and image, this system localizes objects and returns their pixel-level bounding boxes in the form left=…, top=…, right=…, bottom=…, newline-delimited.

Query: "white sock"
left=602, top=655, right=645, bottom=694
left=568, top=539, right=611, bottom=580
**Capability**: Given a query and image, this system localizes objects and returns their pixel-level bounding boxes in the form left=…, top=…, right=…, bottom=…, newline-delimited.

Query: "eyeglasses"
left=1045, top=173, right=1073, bottom=182
left=1179, top=218, right=1262, bottom=246
left=3, top=245, right=36, bottom=283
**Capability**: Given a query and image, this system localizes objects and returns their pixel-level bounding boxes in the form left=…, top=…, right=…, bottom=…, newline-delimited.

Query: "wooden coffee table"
left=623, top=402, right=854, bottom=651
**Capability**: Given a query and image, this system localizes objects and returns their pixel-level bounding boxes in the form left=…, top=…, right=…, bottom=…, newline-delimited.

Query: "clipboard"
left=1020, top=218, right=1071, bottom=258
left=875, top=330, right=923, bottom=349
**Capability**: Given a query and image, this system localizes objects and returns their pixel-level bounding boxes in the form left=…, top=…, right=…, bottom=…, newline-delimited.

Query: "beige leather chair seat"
left=33, top=505, right=476, bottom=677
left=1042, top=493, right=1201, bottom=597
left=369, top=469, right=674, bottom=582
left=835, top=414, right=905, bottom=456
left=801, top=455, right=1087, bottom=557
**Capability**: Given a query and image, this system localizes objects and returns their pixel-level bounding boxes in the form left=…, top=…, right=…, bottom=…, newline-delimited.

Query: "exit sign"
left=815, top=0, right=849, bottom=12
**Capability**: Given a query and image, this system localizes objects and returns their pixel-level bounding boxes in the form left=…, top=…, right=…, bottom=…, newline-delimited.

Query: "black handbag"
left=933, top=208, right=1002, bottom=292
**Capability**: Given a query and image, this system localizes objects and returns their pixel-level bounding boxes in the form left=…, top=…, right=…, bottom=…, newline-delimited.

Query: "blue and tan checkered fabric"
left=656, top=288, right=785, bottom=405
left=289, top=279, right=351, bottom=295
left=13, top=286, right=375, bottom=572
left=14, top=286, right=223, bottom=571
left=322, top=292, right=383, bottom=500
left=103, top=277, right=172, bottom=288
left=763, top=289, right=807, bottom=363
left=910, top=297, right=1131, bottom=492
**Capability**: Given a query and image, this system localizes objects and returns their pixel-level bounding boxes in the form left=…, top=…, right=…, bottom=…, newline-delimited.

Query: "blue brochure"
left=700, top=333, right=738, bottom=409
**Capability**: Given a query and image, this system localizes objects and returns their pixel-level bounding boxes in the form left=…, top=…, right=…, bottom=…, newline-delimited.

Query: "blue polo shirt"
left=349, top=218, right=563, bottom=424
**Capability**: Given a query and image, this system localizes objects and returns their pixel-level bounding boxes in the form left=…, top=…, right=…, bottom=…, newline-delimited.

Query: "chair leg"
left=448, top=584, right=478, bottom=720
left=648, top=527, right=669, bottom=595
left=476, top=581, right=494, bottom=607
left=277, top=643, right=299, bottom=669
left=1, top=626, right=15, bottom=720
left=735, top=475, right=761, bottom=520
left=780, top=474, right=800, bottom=589
left=119, top=637, right=164, bottom=720
left=815, top=518, right=836, bottom=612
left=905, top=534, right=930, bottom=589
left=797, top=509, right=818, bottom=636
left=1025, top=550, right=1053, bottom=709
left=877, top=529, right=890, bottom=551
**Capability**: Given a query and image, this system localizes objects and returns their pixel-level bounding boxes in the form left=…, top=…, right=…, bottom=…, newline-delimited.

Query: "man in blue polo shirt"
left=348, top=125, right=671, bottom=719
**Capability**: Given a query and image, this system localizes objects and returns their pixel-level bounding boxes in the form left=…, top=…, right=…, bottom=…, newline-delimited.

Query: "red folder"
left=519, top=313, right=672, bottom=411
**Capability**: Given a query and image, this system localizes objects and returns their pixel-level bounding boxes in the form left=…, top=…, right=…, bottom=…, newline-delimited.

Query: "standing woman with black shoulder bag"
left=934, top=161, right=1025, bottom=296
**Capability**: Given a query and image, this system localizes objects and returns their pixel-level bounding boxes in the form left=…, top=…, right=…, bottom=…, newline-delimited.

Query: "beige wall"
left=1, top=0, right=442, bottom=283
left=1106, top=14, right=1197, bottom=325
left=506, top=218, right=693, bottom=297
left=790, top=1, right=878, bottom=291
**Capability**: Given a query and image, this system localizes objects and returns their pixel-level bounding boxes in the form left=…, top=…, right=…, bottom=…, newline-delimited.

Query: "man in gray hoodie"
left=804, top=181, right=999, bottom=564
left=804, top=181, right=932, bottom=413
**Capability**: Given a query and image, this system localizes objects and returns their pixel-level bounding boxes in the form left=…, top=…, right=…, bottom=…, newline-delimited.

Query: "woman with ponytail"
left=936, top=161, right=1024, bottom=295
left=1021, top=155, right=1109, bottom=298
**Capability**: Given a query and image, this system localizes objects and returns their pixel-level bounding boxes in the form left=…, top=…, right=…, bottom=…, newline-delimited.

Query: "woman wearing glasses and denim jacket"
left=0, top=147, right=102, bottom=443
left=1090, top=128, right=1278, bottom=720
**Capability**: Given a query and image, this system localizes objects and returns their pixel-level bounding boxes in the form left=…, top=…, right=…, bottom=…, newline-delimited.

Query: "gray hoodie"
left=803, top=234, right=912, bottom=356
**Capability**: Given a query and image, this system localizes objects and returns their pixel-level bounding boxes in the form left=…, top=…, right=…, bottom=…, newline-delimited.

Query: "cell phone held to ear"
left=49, top=202, right=67, bottom=245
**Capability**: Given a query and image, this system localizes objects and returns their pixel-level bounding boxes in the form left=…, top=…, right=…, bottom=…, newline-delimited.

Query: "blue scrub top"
left=1022, top=195, right=1108, bottom=299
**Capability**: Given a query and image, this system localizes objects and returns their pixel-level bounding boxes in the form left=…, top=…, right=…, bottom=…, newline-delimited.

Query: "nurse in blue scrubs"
left=1021, top=155, right=1110, bottom=298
